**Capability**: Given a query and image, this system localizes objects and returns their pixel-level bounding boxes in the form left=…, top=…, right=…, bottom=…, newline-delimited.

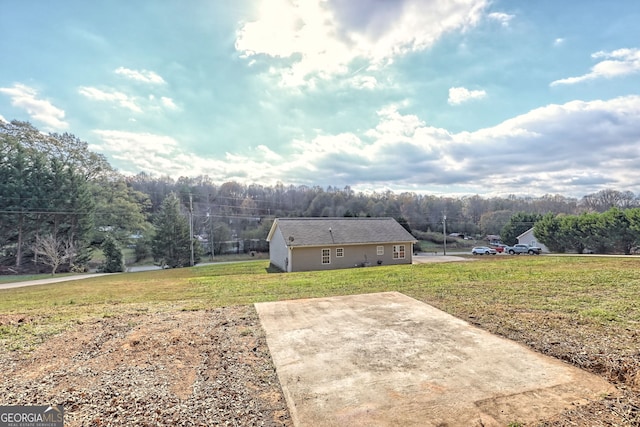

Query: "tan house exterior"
left=266, top=217, right=417, bottom=272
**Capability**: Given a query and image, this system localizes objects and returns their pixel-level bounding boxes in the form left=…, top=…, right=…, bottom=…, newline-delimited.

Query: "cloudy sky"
left=1, top=0, right=640, bottom=197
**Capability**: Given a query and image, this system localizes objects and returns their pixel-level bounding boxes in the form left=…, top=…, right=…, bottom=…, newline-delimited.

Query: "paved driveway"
left=0, top=273, right=113, bottom=290
left=412, top=254, right=471, bottom=263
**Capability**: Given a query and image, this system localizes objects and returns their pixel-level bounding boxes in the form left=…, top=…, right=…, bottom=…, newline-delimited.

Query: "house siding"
left=268, top=229, right=289, bottom=271
left=266, top=217, right=416, bottom=272
left=288, top=243, right=413, bottom=272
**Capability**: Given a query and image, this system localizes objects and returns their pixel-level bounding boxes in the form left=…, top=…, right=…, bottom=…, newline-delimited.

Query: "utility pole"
left=189, top=194, right=194, bottom=267
left=207, top=211, right=214, bottom=261
left=443, top=215, right=447, bottom=256
left=207, top=194, right=214, bottom=261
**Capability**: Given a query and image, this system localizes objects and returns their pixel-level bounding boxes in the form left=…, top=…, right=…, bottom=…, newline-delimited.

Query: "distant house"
left=486, top=234, right=501, bottom=245
left=517, top=228, right=550, bottom=253
left=266, top=217, right=418, bottom=272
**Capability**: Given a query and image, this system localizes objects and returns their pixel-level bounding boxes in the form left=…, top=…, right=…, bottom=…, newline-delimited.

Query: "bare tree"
left=32, top=234, right=76, bottom=275
left=580, top=189, right=638, bottom=212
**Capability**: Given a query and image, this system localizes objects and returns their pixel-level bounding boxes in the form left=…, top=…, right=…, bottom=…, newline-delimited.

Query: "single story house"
left=517, top=227, right=550, bottom=253
left=266, top=217, right=418, bottom=272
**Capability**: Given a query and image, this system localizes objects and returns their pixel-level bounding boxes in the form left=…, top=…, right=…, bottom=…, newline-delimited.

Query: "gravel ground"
left=0, top=306, right=291, bottom=426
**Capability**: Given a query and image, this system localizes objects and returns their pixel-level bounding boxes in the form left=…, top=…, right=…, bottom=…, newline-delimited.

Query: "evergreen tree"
left=0, top=141, right=27, bottom=267
left=151, top=193, right=194, bottom=268
left=559, top=214, right=592, bottom=254
left=0, top=140, right=50, bottom=269
left=501, top=212, right=543, bottom=246
left=100, top=235, right=124, bottom=273
left=45, top=158, right=95, bottom=271
left=397, top=216, right=412, bottom=233
left=91, top=176, right=151, bottom=247
left=601, top=207, right=638, bottom=254
left=134, top=232, right=154, bottom=263
left=534, top=213, right=566, bottom=252
left=1, top=121, right=100, bottom=272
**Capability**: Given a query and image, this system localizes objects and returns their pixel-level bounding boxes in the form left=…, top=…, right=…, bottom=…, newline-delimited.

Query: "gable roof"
left=267, top=217, right=417, bottom=247
left=516, top=227, right=535, bottom=240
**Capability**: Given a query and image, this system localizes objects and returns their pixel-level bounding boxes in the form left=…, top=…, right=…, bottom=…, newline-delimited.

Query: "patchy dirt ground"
left=0, top=303, right=638, bottom=426
left=0, top=306, right=291, bottom=426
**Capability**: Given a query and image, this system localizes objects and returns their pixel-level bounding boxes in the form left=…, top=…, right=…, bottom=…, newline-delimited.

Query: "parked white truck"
left=505, top=244, right=542, bottom=255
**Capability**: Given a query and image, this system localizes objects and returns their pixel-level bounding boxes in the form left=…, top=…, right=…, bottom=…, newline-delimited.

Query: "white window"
left=393, top=245, right=405, bottom=259
left=377, top=246, right=384, bottom=255
left=322, top=248, right=331, bottom=264
left=336, top=248, right=344, bottom=257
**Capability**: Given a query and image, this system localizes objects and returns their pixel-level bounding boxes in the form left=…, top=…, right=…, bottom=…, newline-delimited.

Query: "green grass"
left=1, top=256, right=639, bottom=353
left=2, top=256, right=639, bottom=324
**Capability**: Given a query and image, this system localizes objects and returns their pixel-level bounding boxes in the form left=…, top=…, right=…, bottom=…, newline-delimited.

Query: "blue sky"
left=2, top=0, right=640, bottom=198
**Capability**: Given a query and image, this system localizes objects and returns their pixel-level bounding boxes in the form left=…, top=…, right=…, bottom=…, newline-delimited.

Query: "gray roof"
left=267, top=217, right=417, bottom=247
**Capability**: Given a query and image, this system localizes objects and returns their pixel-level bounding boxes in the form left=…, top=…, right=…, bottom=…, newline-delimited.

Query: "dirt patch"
left=0, top=307, right=291, bottom=426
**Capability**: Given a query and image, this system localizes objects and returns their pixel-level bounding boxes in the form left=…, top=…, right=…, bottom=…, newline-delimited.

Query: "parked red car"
left=490, top=244, right=506, bottom=253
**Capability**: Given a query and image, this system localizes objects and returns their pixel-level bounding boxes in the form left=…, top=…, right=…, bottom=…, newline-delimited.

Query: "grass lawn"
left=1, top=255, right=639, bottom=424
left=1, top=256, right=639, bottom=324
left=1, top=256, right=638, bottom=350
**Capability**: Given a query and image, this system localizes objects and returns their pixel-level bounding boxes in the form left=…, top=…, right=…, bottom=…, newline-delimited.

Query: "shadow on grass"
left=265, top=264, right=284, bottom=274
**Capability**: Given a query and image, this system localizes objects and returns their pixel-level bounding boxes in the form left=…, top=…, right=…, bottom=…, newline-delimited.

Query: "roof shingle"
left=268, top=217, right=416, bottom=247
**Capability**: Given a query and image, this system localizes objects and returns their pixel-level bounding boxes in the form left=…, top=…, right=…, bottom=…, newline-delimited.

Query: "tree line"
left=1, top=121, right=149, bottom=273
left=2, top=120, right=640, bottom=273
left=535, top=208, right=640, bottom=254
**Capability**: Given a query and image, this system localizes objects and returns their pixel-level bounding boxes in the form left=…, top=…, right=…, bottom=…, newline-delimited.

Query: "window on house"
left=336, top=248, right=344, bottom=257
left=322, top=248, right=331, bottom=264
left=377, top=246, right=384, bottom=255
left=393, top=245, right=405, bottom=259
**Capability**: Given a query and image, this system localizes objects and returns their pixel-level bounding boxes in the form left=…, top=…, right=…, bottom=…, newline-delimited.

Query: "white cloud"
left=448, top=86, right=487, bottom=105
left=487, top=12, right=514, bottom=27
left=241, top=96, right=640, bottom=196
left=115, top=67, right=166, bottom=84
left=365, top=105, right=426, bottom=142
left=455, top=97, right=640, bottom=194
left=91, top=130, right=178, bottom=152
left=0, top=114, right=6, bottom=123
left=553, top=38, right=565, bottom=46
left=349, top=75, right=378, bottom=90
left=236, top=0, right=489, bottom=87
left=79, top=86, right=142, bottom=112
left=0, top=84, right=68, bottom=130
left=255, top=144, right=282, bottom=162
left=80, top=87, right=177, bottom=113
left=91, top=130, right=185, bottom=176
left=551, top=48, right=640, bottom=86
left=160, top=96, right=178, bottom=110
left=91, top=129, right=280, bottom=182
left=94, top=95, right=640, bottom=197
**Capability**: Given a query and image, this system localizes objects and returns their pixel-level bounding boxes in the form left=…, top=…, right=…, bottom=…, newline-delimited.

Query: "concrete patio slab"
left=255, top=292, right=614, bottom=426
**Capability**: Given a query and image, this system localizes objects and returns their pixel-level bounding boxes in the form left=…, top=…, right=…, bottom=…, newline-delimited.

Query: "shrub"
left=100, top=235, right=124, bottom=273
